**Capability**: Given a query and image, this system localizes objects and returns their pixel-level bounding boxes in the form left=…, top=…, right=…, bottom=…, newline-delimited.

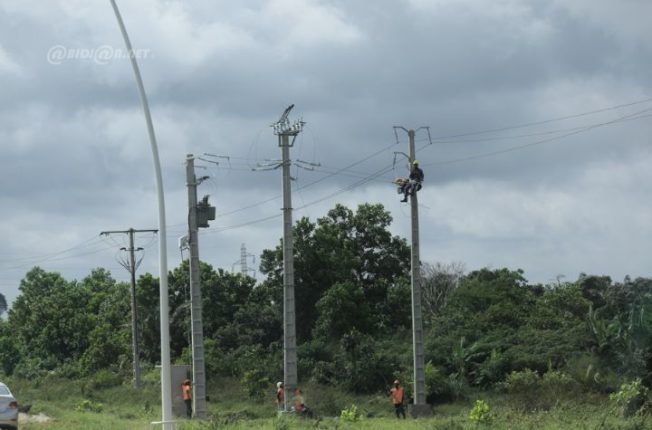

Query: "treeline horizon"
left=1, top=203, right=650, bottom=403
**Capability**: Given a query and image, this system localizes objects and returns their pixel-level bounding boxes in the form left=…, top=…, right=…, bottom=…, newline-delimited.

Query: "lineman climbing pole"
left=394, top=126, right=432, bottom=417
left=185, top=154, right=215, bottom=419
left=272, top=105, right=305, bottom=411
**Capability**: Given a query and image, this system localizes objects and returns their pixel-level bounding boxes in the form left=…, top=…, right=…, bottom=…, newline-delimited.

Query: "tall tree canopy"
left=260, top=203, right=411, bottom=341
left=0, top=292, right=6, bottom=317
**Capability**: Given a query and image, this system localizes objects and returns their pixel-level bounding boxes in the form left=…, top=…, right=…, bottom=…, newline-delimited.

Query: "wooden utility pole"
left=100, top=227, right=158, bottom=388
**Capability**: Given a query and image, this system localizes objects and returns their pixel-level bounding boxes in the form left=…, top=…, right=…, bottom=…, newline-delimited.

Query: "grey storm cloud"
left=1, top=0, right=651, bottom=305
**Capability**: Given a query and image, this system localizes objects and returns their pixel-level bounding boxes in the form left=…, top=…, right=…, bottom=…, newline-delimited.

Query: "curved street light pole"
left=108, top=1, right=173, bottom=428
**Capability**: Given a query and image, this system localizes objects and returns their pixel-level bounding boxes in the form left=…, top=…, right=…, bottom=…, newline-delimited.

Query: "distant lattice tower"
left=240, top=243, right=248, bottom=276
left=239, top=243, right=256, bottom=278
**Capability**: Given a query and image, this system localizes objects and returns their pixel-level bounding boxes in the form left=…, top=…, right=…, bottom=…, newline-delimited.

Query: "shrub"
left=541, top=369, right=580, bottom=402
left=473, top=348, right=509, bottom=387
left=468, top=399, right=493, bottom=426
left=501, top=368, right=579, bottom=411
left=426, top=361, right=467, bottom=403
left=565, top=354, right=621, bottom=393
left=340, top=404, right=361, bottom=422
left=85, top=368, right=123, bottom=390
left=240, top=369, right=271, bottom=399
left=75, top=399, right=104, bottom=413
left=609, top=379, right=649, bottom=418
left=338, top=335, right=398, bottom=394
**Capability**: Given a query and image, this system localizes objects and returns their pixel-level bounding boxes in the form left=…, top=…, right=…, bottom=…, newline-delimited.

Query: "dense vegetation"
left=1, top=202, right=651, bottom=419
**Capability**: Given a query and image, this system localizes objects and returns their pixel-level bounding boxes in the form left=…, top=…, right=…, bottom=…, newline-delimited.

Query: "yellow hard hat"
left=412, top=160, right=419, bottom=165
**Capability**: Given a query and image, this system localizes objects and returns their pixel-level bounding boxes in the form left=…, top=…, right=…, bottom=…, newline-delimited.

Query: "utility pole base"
left=408, top=404, right=433, bottom=418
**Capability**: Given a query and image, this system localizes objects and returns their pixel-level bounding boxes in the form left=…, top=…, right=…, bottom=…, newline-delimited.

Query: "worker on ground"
left=276, top=381, right=285, bottom=412
left=181, top=379, right=192, bottom=418
left=401, top=160, right=424, bottom=202
left=293, top=387, right=313, bottom=418
left=390, top=379, right=406, bottom=419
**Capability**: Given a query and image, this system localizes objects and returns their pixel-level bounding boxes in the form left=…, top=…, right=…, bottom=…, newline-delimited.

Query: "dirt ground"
left=19, top=412, right=52, bottom=423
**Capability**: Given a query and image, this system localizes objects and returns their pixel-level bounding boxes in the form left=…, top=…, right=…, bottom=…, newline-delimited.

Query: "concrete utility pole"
left=185, top=154, right=215, bottom=419
left=272, top=105, right=305, bottom=411
left=394, top=126, right=432, bottom=417
left=100, top=228, right=158, bottom=388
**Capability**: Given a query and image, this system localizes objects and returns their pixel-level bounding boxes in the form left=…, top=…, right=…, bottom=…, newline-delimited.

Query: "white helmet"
left=277, top=381, right=283, bottom=389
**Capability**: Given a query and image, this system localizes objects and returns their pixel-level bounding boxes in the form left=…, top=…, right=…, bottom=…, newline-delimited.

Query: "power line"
left=5, top=98, right=652, bottom=269
left=422, top=106, right=652, bottom=168
left=0, top=235, right=103, bottom=265
left=425, top=96, right=652, bottom=141
left=189, top=105, right=652, bottom=236
left=0, top=239, right=115, bottom=270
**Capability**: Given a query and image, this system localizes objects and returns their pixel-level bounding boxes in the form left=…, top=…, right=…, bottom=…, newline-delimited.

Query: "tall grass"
left=7, top=375, right=649, bottom=430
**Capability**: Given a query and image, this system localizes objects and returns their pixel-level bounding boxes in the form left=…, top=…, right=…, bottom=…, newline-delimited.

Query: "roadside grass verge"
left=7, top=376, right=650, bottom=430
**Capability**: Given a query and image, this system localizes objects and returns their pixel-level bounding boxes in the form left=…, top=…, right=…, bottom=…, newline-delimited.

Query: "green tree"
left=584, top=276, right=652, bottom=383
left=0, top=292, right=7, bottom=318
left=134, top=259, right=278, bottom=372
left=313, top=281, right=373, bottom=341
left=260, top=203, right=410, bottom=342
left=79, top=271, right=131, bottom=373
left=9, top=268, right=94, bottom=374
left=426, top=268, right=538, bottom=385
left=0, top=319, right=19, bottom=375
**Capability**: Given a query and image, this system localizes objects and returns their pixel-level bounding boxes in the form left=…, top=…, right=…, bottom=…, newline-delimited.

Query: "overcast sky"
left=1, top=0, right=651, bottom=306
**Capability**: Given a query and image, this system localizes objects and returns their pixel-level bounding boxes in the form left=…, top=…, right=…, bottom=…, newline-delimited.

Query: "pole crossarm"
left=272, top=104, right=305, bottom=139
left=101, top=229, right=159, bottom=236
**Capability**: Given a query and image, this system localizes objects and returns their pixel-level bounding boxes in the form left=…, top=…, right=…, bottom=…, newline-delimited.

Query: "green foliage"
left=584, top=277, right=652, bottom=385
left=85, top=369, right=124, bottom=391
left=5, top=267, right=132, bottom=377
left=609, top=379, right=649, bottom=418
left=501, top=369, right=580, bottom=411
left=1, top=202, right=652, bottom=407
left=426, top=268, right=538, bottom=386
left=340, top=404, right=361, bottom=422
left=199, top=410, right=259, bottom=429
left=0, top=292, right=6, bottom=317
left=75, top=399, right=104, bottom=413
left=336, top=331, right=401, bottom=393
left=9, top=268, right=92, bottom=367
left=274, top=415, right=290, bottom=430
left=314, top=282, right=373, bottom=340
left=6, top=375, right=652, bottom=429
left=241, top=369, right=271, bottom=399
left=0, top=320, right=19, bottom=376
left=425, top=361, right=467, bottom=403
left=260, top=203, right=410, bottom=343
left=468, top=399, right=493, bottom=426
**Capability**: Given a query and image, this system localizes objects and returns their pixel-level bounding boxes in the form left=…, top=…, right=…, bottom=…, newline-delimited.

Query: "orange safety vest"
left=277, top=388, right=284, bottom=404
left=182, top=384, right=192, bottom=401
left=391, top=387, right=404, bottom=405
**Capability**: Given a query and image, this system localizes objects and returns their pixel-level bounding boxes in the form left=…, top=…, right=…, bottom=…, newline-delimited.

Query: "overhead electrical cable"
left=423, top=106, right=652, bottom=167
